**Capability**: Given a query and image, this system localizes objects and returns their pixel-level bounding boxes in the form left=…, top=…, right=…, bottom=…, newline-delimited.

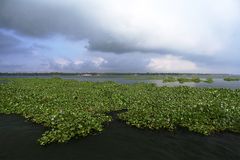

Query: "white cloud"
left=91, top=57, right=108, bottom=67
left=2, top=0, right=240, bottom=55
left=54, top=58, right=71, bottom=67
left=147, top=55, right=198, bottom=72
left=74, top=60, right=84, bottom=65
left=50, top=57, right=108, bottom=71
left=82, top=0, right=240, bottom=55
left=1, top=0, right=240, bottom=73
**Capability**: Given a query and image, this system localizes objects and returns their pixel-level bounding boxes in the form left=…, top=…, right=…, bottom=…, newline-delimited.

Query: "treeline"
left=0, top=72, right=228, bottom=76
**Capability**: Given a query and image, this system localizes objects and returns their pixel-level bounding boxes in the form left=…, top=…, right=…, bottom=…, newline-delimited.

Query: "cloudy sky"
left=0, top=0, right=240, bottom=73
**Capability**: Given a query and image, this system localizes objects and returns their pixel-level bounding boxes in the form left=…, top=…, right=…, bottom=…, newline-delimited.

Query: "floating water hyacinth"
left=224, top=77, right=240, bottom=81
left=162, top=76, right=214, bottom=83
left=0, top=78, right=239, bottom=145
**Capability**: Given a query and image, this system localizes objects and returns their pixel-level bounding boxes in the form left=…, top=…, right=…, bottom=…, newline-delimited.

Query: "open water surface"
left=1, top=74, right=240, bottom=89
left=0, top=114, right=240, bottom=160
left=1, top=75, right=240, bottom=160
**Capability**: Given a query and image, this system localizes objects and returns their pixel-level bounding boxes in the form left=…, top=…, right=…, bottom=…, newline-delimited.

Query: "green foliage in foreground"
left=0, top=78, right=239, bottom=145
left=224, top=77, right=240, bottom=81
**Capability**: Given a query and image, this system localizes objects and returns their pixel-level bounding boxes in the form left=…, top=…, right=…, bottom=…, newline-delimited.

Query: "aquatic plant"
left=163, top=76, right=213, bottom=83
left=119, top=85, right=240, bottom=135
left=224, top=77, right=240, bottom=81
left=162, top=76, right=177, bottom=83
left=0, top=78, right=239, bottom=145
left=203, top=77, right=214, bottom=83
left=177, top=77, right=201, bottom=83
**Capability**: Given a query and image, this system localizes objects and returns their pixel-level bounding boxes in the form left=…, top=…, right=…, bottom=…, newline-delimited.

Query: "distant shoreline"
left=0, top=72, right=235, bottom=76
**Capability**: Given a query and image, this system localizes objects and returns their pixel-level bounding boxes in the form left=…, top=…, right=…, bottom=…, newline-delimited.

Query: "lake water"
left=1, top=74, right=240, bottom=160
left=1, top=75, right=240, bottom=89
left=0, top=114, right=239, bottom=160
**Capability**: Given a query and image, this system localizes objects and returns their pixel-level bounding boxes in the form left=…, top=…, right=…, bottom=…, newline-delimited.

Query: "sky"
left=0, top=0, right=240, bottom=73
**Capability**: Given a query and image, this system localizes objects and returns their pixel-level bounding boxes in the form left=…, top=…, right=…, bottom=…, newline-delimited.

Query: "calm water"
left=1, top=75, right=240, bottom=89
left=0, top=114, right=240, bottom=160
left=1, top=75, right=240, bottom=160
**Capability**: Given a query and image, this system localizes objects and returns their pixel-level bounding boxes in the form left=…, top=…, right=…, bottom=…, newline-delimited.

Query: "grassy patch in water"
left=0, top=78, right=239, bottom=145
left=162, top=76, right=213, bottom=83
left=177, top=77, right=201, bottom=83
left=162, top=76, right=177, bottom=83
left=203, top=77, right=214, bottom=83
left=224, top=77, right=240, bottom=81
left=124, top=75, right=214, bottom=83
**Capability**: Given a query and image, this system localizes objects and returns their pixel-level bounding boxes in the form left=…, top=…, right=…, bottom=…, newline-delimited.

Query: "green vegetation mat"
left=0, top=78, right=239, bottom=145
left=124, top=75, right=214, bottom=83
left=224, top=77, right=240, bottom=81
left=163, top=76, right=213, bottom=83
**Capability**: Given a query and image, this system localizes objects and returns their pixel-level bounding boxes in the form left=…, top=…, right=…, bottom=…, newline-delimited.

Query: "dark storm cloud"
left=0, top=0, right=183, bottom=54
left=0, top=29, right=50, bottom=58
left=0, top=0, right=240, bottom=73
left=0, top=0, right=92, bottom=38
left=87, top=37, right=170, bottom=54
left=1, top=0, right=239, bottom=55
left=0, top=31, right=20, bottom=53
left=0, top=31, right=33, bottom=55
left=0, top=0, right=137, bottom=54
left=0, top=0, right=126, bottom=53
